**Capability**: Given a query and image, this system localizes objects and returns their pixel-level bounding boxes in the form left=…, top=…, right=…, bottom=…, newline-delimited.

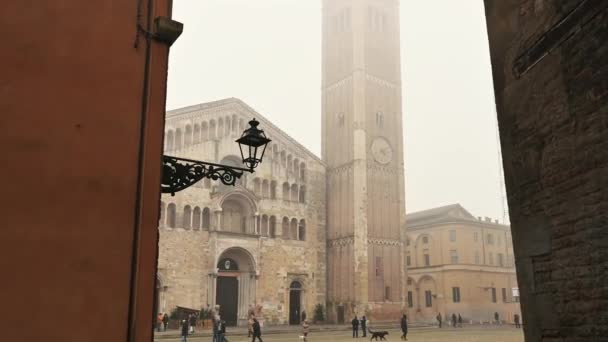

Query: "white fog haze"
left=167, top=0, right=508, bottom=223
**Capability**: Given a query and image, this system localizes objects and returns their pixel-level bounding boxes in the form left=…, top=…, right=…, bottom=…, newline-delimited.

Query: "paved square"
left=157, top=327, right=524, bottom=342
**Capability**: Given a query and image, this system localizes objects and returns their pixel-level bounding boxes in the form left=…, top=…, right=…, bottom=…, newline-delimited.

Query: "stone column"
left=214, top=209, right=222, bottom=231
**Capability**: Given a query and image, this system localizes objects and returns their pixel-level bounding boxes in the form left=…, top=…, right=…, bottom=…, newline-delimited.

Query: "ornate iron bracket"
left=161, top=155, right=252, bottom=196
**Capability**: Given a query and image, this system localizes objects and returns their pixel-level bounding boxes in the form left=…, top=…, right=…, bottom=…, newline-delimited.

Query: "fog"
left=167, top=0, right=508, bottom=223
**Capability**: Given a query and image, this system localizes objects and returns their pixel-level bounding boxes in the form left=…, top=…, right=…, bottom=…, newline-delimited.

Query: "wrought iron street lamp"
left=161, top=118, right=271, bottom=195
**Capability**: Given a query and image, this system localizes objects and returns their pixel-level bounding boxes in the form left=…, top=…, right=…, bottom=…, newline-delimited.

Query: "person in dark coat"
left=514, top=314, right=521, bottom=328
left=212, top=315, right=220, bottom=342
left=400, top=314, right=408, bottom=341
left=451, top=313, right=457, bottom=328
left=220, top=320, right=228, bottom=342
left=458, top=314, right=463, bottom=327
left=301, top=310, right=307, bottom=323
left=251, top=318, right=263, bottom=342
left=351, top=316, right=359, bottom=338
left=162, top=313, right=169, bottom=331
left=360, top=316, right=367, bottom=337
left=436, top=313, right=442, bottom=328
left=181, top=319, right=189, bottom=342
left=494, top=312, right=500, bottom=325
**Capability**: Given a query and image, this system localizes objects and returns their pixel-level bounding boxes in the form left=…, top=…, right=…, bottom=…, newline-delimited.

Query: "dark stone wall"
left=484, top=0, right=608, bottom=340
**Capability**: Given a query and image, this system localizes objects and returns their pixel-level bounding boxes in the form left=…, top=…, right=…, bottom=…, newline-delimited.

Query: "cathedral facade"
left=157, top=99, right=327, bottom=326
left=157, top=0, right=407, bottom=325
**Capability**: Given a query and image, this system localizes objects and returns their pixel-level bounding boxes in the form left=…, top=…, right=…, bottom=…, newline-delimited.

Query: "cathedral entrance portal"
left=215, top=248, right=256, bottom=326
left=216, top=276, right=238, bottom=326
left=288, top=281, right=302, bottom=325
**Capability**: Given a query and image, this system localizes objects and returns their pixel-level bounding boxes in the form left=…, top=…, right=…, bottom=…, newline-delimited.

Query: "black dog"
left=368, top=329, right=389, bottom=341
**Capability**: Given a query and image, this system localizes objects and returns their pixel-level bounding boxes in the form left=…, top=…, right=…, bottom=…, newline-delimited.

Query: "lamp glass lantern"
left=236, top=118, right=271, bottom=171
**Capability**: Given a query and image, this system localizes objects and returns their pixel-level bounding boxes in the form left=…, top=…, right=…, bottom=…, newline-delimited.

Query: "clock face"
left=371, top=138, right=393, bottom=165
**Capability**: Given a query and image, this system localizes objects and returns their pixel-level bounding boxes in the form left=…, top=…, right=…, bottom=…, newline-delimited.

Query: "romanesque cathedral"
left=156, top=0, right=519, bottom=327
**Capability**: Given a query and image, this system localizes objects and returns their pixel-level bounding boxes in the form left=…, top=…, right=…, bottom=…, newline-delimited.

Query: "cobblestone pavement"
left=157, top=326, right=524, bottom=342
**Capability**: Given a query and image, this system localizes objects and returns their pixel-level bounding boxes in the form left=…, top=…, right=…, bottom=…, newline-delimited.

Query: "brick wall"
left=484, top=0, right=608, bottom=340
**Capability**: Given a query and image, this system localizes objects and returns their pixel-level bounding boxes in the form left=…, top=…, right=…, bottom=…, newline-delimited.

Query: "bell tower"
left=322, top=0, right=406, bottom=321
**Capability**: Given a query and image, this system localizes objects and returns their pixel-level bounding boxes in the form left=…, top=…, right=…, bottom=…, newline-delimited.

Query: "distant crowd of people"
left=156, top=307, right=521, bottom=342
left=435, top=311, right=521, bottom=328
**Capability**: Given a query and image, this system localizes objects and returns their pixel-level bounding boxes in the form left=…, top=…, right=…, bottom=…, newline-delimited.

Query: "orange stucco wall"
left=1, top=1, right=172, bottom=341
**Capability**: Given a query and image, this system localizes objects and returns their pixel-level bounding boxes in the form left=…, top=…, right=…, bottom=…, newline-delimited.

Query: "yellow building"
left=405, top=204, right=521, bottom=324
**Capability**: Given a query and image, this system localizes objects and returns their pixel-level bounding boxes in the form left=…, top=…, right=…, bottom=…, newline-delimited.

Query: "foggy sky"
left=166, top=0, right=509, bottom=223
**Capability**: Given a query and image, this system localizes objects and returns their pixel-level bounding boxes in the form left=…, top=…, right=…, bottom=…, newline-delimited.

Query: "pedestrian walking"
left=181, top=319, right=189, bottom=342
left=514, top=314, right=521, bottom=328
left=163, top=313, right=169, bottom=331
left=458, top=314, right=463, bottom=328
left=220, top=320, right=228, bottom=342
left=212, top=314, right=220, bottom=342
left=157, top=313, right=164, bottom=332
left=248, top=314, right=254, bottom=337
left=301, top=310, right=307, bottom=323
left=302, top=319, right=310, bottom=342
left=351, top=316, right=359, bottom=338
left=494, top=312, right=500, bottom=325
left=400, top=314, right=408, bottom=341
left=360, top=316, right=367, bottom=337
left=436, top=313, right=442, bottom=328
left=189, top=313, right=197, bottom=334
left=252, top=318, right=263, bottom=342
left=451, top=313, right=457, bottom=328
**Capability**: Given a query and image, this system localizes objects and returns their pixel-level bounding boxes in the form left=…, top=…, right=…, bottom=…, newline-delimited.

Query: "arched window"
left=282, top=217, right=289, bottom=238
left=167, top=203, right=176, bottom=228
left=282, top=182, right=290, bottom=201
left=300, top=163, right=306, bottom=181
left=262, top=180, right=269, bottom=198
left=422, top=236, right=429, bottom=244
left=218, top=118, right=224, bottom=138
left=222, top=199, right=247, bottom=233
left=298, top=219, right=306, bottom=241
left=202, top=207, right=211, bottom=230
left=183, top=205, right=192, bottom=229
left=290, top=281, right=302, bottom=289
left=291, top=184, right=298, bottom=202
left=225, top=116, right=231, bottom=135
left=193, top=124, right=201, bottom=144
left=261, top=215, right=269, bottom=237
left=269, top=216, right=277, bottom=238
left=376, top=111, right=384, bottom=128
left=166, top=130, right=174, bottom=151
left=290, top=218, right=298, bottom=239
left=159, top=201, right=166, bottom=226
left=299, top=186, right=306, bottom=203
left=201, top=122, right=208, bottom=141
left=287, top=154, right=293, bottom=173
left=210, top=120, right=216, bottom=140
left=273, top=145, right=279, bottom=162
left=253, top=178, right=261, bottom=194
left=294, top=159, right=300, bottom=178
left=270, top=181, right=277, bottom=199
left=192, top=207, right=201, bottom=230
left=184, top=125, right=192, bottom=146
left=231, top=114, right=238, bottom=132
left=280, top=151, right=286, bottom=167
left=175, top=128, right=182, bottom=150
